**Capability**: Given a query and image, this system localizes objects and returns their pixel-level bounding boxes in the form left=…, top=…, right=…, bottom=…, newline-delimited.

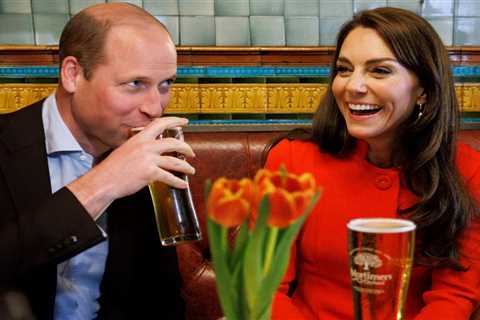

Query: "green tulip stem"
left=263, top=227, right=279, bottom=276
left=220, top=227, right=228, bottom=252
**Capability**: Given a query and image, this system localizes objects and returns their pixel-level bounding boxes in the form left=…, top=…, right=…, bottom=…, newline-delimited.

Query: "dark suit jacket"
left=0, top=101, right=185, bottom=319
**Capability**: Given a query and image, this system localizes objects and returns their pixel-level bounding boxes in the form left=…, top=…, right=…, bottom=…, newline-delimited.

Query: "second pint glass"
left=347, top=218, right=415, bottom=320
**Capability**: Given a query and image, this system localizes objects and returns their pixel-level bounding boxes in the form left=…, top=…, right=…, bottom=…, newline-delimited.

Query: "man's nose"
left=346, top=71, right=368, bottom=94
left=141, top=87, right=170, bottom=117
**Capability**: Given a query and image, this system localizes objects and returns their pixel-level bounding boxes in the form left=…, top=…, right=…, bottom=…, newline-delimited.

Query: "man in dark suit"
left=0, top=3, right=194, bottom=319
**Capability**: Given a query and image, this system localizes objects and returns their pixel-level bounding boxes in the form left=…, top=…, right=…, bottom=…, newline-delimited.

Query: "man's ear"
left=60, top=56, right=83, bottom=93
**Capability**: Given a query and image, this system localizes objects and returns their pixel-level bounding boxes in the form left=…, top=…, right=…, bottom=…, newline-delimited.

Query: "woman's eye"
left=335, top=65, right=351, bottom=75
left=372, top=67, right=391, bottom=75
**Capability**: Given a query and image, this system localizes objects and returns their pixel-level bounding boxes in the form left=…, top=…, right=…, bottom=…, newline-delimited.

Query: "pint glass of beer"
left=132, top=127, right=202, bottom=246
left=347, top=218, right=415, bottom=320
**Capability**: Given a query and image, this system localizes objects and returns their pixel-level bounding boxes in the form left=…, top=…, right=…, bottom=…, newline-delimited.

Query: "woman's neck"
left=365, top=139, right=393, bottom=168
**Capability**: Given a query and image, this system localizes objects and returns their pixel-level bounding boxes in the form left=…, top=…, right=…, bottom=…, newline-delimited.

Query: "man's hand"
left=66, top=117, right=196, bottom=219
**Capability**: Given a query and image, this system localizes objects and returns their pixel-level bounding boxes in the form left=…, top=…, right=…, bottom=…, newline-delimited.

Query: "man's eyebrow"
left=159, top=74, right=176, bottom=83
left=124, top=75, right=177, bottom=82
left=124, top=76, right=150, bottom=82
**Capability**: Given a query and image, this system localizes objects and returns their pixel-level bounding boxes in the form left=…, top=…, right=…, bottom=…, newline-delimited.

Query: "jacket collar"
left=0, top=100, right=52, bottom=214
left=0, top=100, right=47, bottom=152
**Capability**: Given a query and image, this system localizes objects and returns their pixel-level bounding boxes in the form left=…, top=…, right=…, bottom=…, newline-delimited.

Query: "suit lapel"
left=0, top=101, right=52, bottom=214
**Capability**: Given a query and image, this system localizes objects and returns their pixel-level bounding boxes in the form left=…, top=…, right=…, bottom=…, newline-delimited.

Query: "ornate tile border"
left=0, top=83, right=55, bottom=113
left=2, top=83, right=480, bottom=115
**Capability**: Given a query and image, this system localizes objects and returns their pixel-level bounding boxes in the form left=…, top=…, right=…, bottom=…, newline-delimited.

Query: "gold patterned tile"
left=0, top=84, right=55, bottom=113
left=462, top=83, right=480, bottom=112
left=200, top=84, right=267, bottom=113
left=2, top=82, right=480, bottom=115
left=267, top=84, right=327, bottom=113
left=166, top=84, right=201, bottom=113
left=455, top=83, right=463, bottom=109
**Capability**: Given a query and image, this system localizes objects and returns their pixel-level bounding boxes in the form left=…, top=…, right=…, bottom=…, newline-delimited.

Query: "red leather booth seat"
left=180, top=129, right=480, bottom=320
left=180, top=131, right=276, bottom=320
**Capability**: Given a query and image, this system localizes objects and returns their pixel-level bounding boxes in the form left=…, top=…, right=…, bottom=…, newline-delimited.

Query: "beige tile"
left=0, top=13, right=34, bottom=44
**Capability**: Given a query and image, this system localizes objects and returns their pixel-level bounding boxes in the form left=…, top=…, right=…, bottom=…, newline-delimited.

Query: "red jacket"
left=266, top=139, right=480, bottom=319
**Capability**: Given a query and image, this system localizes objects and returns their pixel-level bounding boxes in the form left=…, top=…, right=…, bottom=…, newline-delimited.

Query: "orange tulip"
left=206, top=168, right=321, bottom=320
left=254, top=168, right=317, bottom=228
left=207, top=177, right=255, bottom=227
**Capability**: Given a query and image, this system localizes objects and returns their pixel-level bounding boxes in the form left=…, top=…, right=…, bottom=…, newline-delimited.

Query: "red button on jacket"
left=375, top=175, right=392, bottom=190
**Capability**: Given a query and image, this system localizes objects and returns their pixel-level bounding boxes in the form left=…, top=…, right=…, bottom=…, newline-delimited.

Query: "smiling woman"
left=266, top=7, right=480, bottom=320
left=332, top=26, right=425, bottom=167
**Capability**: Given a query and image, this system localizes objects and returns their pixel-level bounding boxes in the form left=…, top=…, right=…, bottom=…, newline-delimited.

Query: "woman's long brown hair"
left=293, top=7, right=477, bottom=269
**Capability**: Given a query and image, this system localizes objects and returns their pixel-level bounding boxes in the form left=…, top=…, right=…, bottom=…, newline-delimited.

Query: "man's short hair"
left=58, top=4, right=169, bottom=80
left=58, top=10, right=111, bottom=80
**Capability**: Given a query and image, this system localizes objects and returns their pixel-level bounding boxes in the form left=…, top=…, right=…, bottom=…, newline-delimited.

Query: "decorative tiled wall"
left=2, top=82, right=480, bottom=115
left=0, top=0, right=479, bottom=46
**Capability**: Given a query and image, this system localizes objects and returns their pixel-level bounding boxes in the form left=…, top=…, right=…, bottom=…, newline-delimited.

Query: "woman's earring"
left=417, top=103, right=424, bottom=119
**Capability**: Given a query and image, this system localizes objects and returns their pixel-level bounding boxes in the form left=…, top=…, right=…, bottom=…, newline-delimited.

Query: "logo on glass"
left=350, top=248, right=393, bottom=291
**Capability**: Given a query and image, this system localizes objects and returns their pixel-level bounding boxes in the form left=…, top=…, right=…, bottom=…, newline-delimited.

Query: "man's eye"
left=127, top=80, right=143, bottom=88
left=160, top=79, right=174, bottom=88
left=158, top=79, right=174, bottom=93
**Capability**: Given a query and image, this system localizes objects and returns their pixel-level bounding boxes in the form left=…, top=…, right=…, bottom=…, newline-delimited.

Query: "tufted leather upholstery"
left=179, top=131, right=277, bottom=320
left=180, top=129, right=480, bottom=320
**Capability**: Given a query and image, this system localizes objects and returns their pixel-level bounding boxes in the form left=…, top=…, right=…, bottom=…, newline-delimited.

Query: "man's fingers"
left=157, top=156, right=195, bottom=175
left=155, top=138, right=196, bottom=158
left=154, top=168, right=189, bottom=189
left=140, top=117, right=188, bottom=140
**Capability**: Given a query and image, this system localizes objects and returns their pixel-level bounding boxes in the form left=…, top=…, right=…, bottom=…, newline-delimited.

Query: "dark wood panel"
left=1, top=45, right=479, bottom=67
left=0, top=45, right=58, bottom=66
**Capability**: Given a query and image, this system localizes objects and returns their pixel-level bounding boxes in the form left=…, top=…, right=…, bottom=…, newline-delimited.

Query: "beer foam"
left=348, top=218, right=415, bottom=234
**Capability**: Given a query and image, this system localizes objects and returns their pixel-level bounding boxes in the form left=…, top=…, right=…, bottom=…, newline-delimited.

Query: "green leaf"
left=257, top=214, right=305, bottom=304
left=229, top=223, right=248, bottom=314
left=262, top=227, right=279, bottom=276
left=242, top=195, right=270, bottom=312
left=255, top=302, right=273, bottom=320
left=229, top=220, right=249, bottom=270
left=255, top=191, right=321, bottom=315
left=207, top=218, right=239, bottom=320
left=254, top=194, right=270, bottom=232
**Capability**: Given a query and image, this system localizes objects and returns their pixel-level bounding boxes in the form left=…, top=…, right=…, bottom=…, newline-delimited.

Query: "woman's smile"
left=348, top=103, right=383, bottom=116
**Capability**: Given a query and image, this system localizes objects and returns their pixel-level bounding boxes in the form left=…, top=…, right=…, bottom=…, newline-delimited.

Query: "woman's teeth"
left=348, top=103, right=382, bottom=115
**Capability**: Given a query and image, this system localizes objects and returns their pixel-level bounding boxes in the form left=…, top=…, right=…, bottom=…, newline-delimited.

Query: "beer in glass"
left=347, top=218, right=415, bottom=320
left=132, top=127, right=202, bottom=246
